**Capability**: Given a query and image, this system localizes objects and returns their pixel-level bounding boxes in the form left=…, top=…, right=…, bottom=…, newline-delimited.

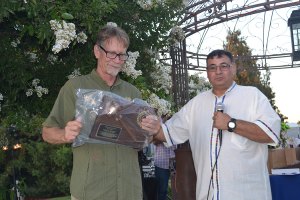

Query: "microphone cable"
left=206, top=133, right=222, bottom=200
left=206, top=100, right=225, bottom=200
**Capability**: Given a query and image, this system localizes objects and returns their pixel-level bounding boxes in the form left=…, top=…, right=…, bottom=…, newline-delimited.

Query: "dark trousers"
left=155, top=166, right=170, bottom=200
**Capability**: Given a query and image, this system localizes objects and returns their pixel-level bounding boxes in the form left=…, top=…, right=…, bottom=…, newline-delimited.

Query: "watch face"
left=228, top=121, right=236, bottom=128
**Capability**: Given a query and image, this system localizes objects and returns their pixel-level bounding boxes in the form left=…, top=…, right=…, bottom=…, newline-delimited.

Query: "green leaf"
left=61, top=12, right=74, bottom=20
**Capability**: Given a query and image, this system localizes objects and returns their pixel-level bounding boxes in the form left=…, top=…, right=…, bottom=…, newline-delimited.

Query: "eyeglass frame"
left=98, top=45, right=129, bottom=61
left=206, top=63, right=232, bottom=72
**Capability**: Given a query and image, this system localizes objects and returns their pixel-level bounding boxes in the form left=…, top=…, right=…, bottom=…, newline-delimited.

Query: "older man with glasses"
left=42, top=24, right=143, bottom=200
left=141, top=49, right=281, bottom=200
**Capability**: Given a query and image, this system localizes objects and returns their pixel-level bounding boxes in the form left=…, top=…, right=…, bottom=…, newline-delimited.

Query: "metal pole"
left=11, top=149, right=18, bottom=200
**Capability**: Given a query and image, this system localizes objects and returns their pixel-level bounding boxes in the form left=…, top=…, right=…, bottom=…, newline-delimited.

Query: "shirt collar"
left=210, top=81, right=237, bottom=98
left=90, top=69, right=122, bottom=87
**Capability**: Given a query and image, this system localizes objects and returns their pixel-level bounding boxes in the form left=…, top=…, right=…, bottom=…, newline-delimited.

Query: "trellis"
left=170, top=0, right=300, bottom=107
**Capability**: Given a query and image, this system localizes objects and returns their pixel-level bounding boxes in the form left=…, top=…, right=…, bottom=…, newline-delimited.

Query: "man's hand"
left=63, top=118, right=82, bottom=143
left=141, top=115, right=161, bottom=136
left=212, top=112, right=231, bottom=130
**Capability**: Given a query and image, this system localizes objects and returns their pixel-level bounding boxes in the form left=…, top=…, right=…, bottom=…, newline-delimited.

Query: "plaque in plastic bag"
left=74, top=89, right=155, bottom=149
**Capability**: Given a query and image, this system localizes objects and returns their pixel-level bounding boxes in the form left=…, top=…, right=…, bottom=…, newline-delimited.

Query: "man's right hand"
left=42, top=118, right=82, bottom=144
left=64, top=119, right=82, bottom=143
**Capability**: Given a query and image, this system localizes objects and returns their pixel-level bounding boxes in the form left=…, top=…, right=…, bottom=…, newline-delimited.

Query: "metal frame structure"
left=170, top=0, right=300, bottom=107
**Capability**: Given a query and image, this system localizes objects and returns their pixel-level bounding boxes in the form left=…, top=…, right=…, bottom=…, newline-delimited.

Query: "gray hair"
left=96, top=25, right=130, bottom=48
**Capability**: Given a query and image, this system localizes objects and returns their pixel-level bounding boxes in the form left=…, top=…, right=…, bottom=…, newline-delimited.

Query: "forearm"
left=42, top=126, right=69, bottom=144
left=234, top=119, right=273, bottom=143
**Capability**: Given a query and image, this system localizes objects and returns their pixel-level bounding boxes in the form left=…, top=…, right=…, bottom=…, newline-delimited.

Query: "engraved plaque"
left=95, top=123, right=122, bottom=140
left=89, top=94, right=156, bottom=149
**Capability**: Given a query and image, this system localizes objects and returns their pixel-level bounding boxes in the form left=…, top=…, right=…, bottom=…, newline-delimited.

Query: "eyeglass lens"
left=99, top=45, right=128, bottom=61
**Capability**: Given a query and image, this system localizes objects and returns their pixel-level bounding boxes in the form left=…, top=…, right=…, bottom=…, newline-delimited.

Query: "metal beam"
left=181, top=0, right=300, bottom=37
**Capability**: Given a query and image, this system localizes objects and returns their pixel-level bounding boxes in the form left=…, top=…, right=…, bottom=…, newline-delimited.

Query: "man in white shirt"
left=141, top=49, right=281, bottom=200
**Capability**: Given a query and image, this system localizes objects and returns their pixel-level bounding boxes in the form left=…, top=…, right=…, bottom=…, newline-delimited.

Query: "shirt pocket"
left=230, top=133, right=249, bottom=150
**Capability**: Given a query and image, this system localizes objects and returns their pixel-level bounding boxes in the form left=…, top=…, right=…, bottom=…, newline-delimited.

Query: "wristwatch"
left=227, top=118, right=236, bottom=132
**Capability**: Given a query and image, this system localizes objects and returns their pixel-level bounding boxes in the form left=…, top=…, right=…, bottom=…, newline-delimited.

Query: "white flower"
left=123, top=51, right=142, bottom=79
left=32, top=79, right=40, bottom=87
left=26, top=79, right=49, bottom=98
left=145, top=48, right=159, bottom=59
left=47, top=54, right=59, bottom=65
left=50, top=20, right=88, bottom=53
left=150, top=62, right=172, bottom=94
left=136, top=0, right=154, bottom=10
left=26, top=89, right=33, bottom=97
left=24, top=51, right=39, bottom=63
left=11, top=39, right=20, bottom=48
left=76, top=32, right=88, bottom=44
left=50, top=20, right=77, bottom=54
left=169, top=26, right=185, bottom=46
left=188, top=72, right=211, bottom=95
left=107, top=22, right=118, bottom=27
left=147, top=93, right=172, bottom=116
left=67, top=68, right=82, bottom=79
left=37, top=91, right=43, bottom=98
left=42, top=88, right=49, bottom=94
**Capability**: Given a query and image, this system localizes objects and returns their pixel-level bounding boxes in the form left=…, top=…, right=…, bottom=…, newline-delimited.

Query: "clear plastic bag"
left=73, top=89, right=155, bottom=149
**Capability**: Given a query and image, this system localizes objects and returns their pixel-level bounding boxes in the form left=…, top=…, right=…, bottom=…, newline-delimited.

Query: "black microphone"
left=216, top=102, right=224, bottom=145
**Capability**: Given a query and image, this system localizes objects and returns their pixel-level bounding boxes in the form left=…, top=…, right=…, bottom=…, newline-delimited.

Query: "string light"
left=2, top=146, right=8, bottom=151
left=13, top=143, right=22, bottom=150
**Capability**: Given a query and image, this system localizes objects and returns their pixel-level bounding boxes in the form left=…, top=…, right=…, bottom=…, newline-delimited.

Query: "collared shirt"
left=43, top=69, right=143, bottom=200
left=154, top=143, right=176, bottom=169
left=162, top=82, right=281, bottom=200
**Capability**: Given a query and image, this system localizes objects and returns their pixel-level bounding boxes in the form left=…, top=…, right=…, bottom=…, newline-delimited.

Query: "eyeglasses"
left=98, top=45, right=129, bottom=61
left=206, top=63, right=231, bottom=72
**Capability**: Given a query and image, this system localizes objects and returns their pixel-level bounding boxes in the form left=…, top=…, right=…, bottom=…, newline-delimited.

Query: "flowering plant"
left=275, top=122, right=293, bottom=148
left=168, top=26, right=185, bottom=46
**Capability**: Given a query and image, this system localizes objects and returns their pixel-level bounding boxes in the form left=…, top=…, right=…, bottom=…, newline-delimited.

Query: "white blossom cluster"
left=150, top=62, right=172, bottom=94
left=11, top=39, right=20, bottom=48
left=145, top=48, right=160, bottom=60
left=67, top=68, right=82, bottom=79
left=188, top=72, right=211, bottom=95
left=122, top=51, right=142, bottom=79
left=26, top=79, right=49, bottom=98
left=50, top=20, right=87, bottom=54
left=76, top=32, right=88, bottom=44
left=25, top=51, right=39, bottom=63
left=147, top=93, right=172, bottom=116
left=137, top=0, right=188, bottom=9
left=136, top=0, right=155, bottom=10
left=169, top=26, right=185, bottom=46
left=0, top=93, right=3, bottom=112
left=47, top=54, right=59, bottom=65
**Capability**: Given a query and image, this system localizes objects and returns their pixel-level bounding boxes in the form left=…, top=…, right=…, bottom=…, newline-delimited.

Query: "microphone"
left=216, top=102, right=224, bottom=113
left=216, top=102, right=224, bottom=145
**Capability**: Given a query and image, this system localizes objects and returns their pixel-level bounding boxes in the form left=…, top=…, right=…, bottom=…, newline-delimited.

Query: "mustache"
left=109, top=64, right=123, bottom=68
